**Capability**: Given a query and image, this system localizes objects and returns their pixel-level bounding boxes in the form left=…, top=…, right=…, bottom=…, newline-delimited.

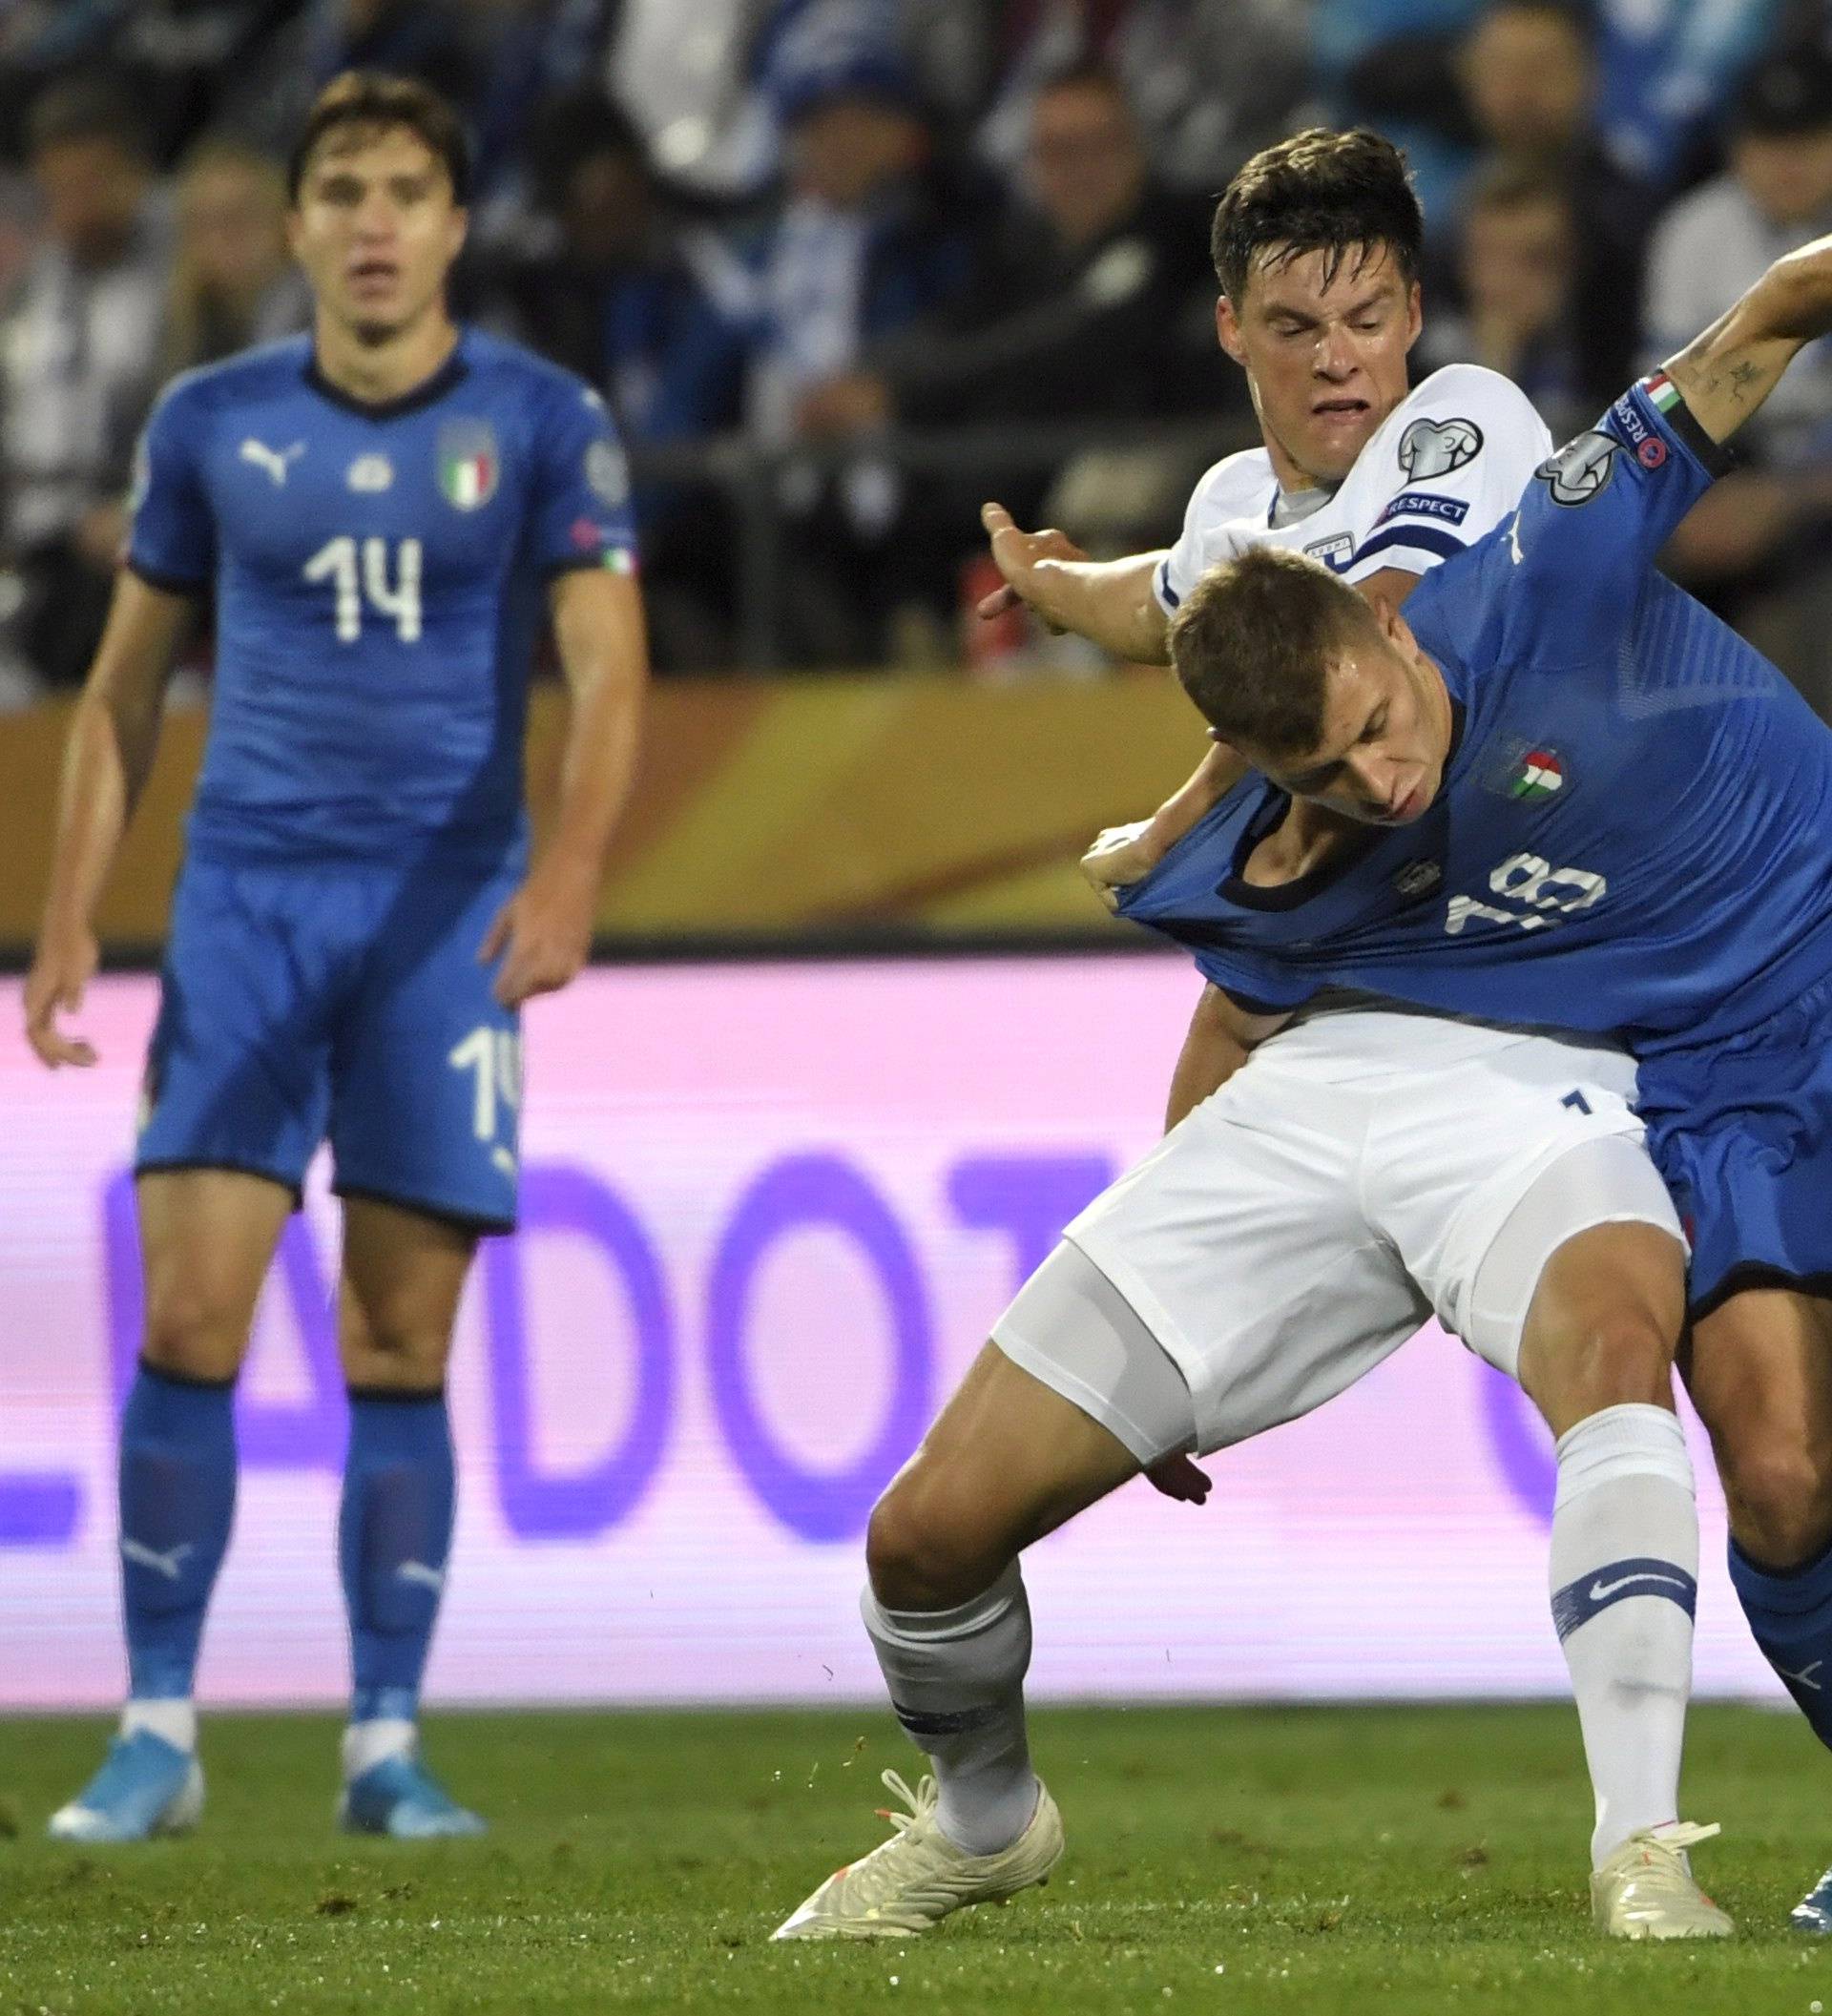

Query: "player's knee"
left=1572, top=1305, right=1675, bottom=1406
left=140, top=1283, right=247, bottom=1382
left=1529, top=1303, right=1675, bottom=1427
left=865, top=1473, right=1015, bottom=1612
left=1713, top=1423, right=1832, bottom=1569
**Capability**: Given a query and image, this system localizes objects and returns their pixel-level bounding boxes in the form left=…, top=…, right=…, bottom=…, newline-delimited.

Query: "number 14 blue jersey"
left=129, top=329, right=638, bottom=871
left=1120, top=377, right=1832, bottom=1055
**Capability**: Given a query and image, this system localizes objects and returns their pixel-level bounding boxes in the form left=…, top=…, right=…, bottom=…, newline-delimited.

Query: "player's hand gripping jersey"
left=1155, top=364, right=1552, bottom=613
left=129, top=331, right=637, bottom=871
left=1122, top=376, right=1832, bottom=1055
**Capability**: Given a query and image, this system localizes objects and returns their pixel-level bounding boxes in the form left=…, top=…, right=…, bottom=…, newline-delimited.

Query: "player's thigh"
left=1512, top=1216, right=1686, bottom=1437
left=135, top=1168, right=296, bottom=1381
left=1685, top=1286, right=1832, bottom=1565
left=1366, top=1028, right=1680, bottom=1387
left=1060, top=1056, right=1425, bottom=1456
left=328, top=864, right=521, bottom=1237
left=867, top=1336, right=1144, bottom=1610
left=135, top=857, right=338, bottom=1198
left=338, top=1194, right=478, bottom=1392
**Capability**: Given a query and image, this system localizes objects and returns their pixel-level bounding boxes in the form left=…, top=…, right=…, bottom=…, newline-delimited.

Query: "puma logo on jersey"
left=240, top=438, right=305, bottom=486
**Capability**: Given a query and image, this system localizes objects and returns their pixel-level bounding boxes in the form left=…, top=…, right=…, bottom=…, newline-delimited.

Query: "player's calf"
left=1507, top=1217, right=1705, bottom=1876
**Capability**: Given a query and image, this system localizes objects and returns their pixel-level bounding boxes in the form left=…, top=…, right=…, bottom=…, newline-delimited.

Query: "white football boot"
left=772, top=1769, right=1063, bottom=1941
left=1591, top=1820, right=1734, bottom=1939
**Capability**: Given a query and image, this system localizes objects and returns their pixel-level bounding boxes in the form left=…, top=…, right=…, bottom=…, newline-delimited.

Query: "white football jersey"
left=1155, top=364, right=1553, bottom=614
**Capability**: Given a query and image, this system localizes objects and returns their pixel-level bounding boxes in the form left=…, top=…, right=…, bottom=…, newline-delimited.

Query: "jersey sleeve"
left=1155, top=457, right=1253, bottom=614
left=1504, top=375, right=1735, bottom=649
left=125, top=380, right=215, bottom=592
left=527, top=378, right=640, bottom=578
left=1343, top=367, right=1553, bottom=583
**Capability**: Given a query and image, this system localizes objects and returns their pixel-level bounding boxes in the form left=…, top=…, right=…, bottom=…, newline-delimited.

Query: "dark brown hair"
left=1169, top=547, right=1383, bottom=756
left=1209, top=128, right=1422, bottom=303
left=287, top=72, right=470, bottom=206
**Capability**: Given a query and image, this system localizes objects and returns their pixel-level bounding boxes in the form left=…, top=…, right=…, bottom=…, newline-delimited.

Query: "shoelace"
left=1618, top=1820, right=1722, bottom=1896
left=827, top=1771, right=946, bottom=1910
left=872, top=1769, right=936, bottom=1836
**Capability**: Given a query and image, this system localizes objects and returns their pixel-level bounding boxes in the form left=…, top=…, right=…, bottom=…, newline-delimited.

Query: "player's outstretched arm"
left=979, top=503, right=1171, bottom=664
left=1666, top=232, right=1832, bottom=445
left=480, top=567, right=649, bottom=1009
left=26, top=573, right=193, bottom=1069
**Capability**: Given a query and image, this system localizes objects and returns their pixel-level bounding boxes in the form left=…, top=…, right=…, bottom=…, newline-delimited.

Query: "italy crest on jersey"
left=1481, top=738, right=1569, bottom=802
left=438, top=419, right=499, bottom=509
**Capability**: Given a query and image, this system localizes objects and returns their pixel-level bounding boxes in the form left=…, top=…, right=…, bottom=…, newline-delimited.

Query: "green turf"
left=1, top=1705, right=1829, bottom=2014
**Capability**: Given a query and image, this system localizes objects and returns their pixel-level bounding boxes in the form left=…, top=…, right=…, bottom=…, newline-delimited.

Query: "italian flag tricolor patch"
left=1643, top=372, right=1681, bottom=414
left=1510, top=749, right=1565, bottom=800
left=441, top=447, right=495, bottom=509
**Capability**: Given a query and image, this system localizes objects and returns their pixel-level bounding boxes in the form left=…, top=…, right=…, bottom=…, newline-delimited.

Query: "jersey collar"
left=1217, top=780, right=1386, bottom=911
left=303, top=336, right=470, bottom=421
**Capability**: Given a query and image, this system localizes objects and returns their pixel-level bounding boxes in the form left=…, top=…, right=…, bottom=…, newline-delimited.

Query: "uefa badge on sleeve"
left=437, top=419, right=499, bottom=510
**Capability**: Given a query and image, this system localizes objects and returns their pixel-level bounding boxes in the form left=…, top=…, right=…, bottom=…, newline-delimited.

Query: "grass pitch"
left=1, top=1705, right=1829, bottom=2014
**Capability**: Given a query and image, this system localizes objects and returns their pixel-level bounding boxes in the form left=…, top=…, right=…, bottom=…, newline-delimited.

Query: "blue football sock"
left=339, top=1387, right=455, bottom=1727
left=1728, top=1532, right=1832, bottom=1749
left=118, top=1359, right=238, bottom=1702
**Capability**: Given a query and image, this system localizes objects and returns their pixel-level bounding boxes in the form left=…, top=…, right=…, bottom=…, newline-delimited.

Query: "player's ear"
left=1402, top=280, right=1423, bottom=353
left=1383, top=605, right=1422, bottom=659
left=1216, top=293, right=1247, bottom=368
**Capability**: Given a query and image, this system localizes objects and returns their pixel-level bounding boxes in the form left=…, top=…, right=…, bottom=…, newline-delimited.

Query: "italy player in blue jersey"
left=22, top=74, right=648, bottom=1842
left=1116, top=229, right=1832, bottom=1925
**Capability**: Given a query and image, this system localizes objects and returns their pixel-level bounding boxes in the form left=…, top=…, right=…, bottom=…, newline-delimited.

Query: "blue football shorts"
left=1638, top=967, right=1832, bottom=1318
left=136, top=853, right=525, bottom=1231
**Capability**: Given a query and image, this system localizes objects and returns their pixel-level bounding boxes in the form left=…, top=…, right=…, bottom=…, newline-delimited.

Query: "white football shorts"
left=990, top=1006, right=1683, bottom=1463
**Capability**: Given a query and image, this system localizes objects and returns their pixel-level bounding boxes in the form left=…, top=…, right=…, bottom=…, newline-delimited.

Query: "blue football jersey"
left=129, top=329, right=638, bottom=869
left=1119, top=377, right=1832, bottom=1053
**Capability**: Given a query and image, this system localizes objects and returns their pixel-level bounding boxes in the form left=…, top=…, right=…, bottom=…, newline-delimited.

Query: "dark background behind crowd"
left=5, top=0, right=1832, bottom=709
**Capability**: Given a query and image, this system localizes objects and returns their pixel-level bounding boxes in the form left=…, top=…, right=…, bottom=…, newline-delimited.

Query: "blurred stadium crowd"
left=5, top=0, right=1832, bottom=698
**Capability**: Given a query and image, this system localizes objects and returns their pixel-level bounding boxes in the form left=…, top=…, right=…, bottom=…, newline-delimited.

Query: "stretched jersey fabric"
left=1155, top=364, right=1551, bottom=613
left=1121, top=375, right=1832, bottom=1056
left=129, top=328, right=637, bottom=871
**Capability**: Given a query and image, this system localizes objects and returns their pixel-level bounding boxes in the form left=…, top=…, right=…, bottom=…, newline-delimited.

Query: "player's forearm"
left=1144, top=743, right=1250, bottom=859
left=544, top=669, right=643, bottom=883
left=1663, top=239, right=1832, bottom=445
left=1033, top=552, right=1171, bottom=663
left=1165, top=1012, right=1248, bottom=1131
left=39, top=691, right=149, bottom=939
left=39, top=580, right=186, bottom=941
left=1163, top=984, right=1287, bottom=1132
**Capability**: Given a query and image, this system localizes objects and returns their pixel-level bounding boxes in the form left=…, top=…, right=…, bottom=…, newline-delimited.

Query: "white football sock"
left=862, top=1560, right=1039, bottom=1856
left=342, top=1716, right=417, bottom=1779
left=121, top=1697, right=197, bottom=1754
left=1549, top=1403, right=1697, bottom=1867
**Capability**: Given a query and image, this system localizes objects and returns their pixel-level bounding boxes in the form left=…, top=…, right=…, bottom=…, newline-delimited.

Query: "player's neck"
left=1262, top=436, right=1339, bottom=517
left=312, top=309, right=461, bottom=409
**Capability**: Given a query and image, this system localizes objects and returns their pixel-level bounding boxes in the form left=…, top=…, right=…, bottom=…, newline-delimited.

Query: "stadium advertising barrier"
left=0, top=960, right=1778, bottom=1709
left=0, top=677, right=1203, bottom=956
